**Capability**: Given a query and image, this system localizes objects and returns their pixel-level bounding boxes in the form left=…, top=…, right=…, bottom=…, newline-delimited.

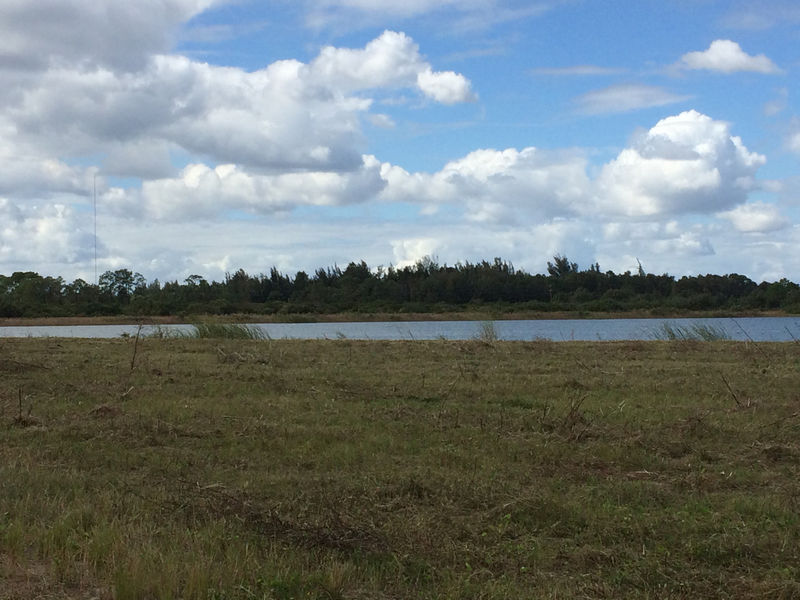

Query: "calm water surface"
left=1, top=317, right=799, bottom=341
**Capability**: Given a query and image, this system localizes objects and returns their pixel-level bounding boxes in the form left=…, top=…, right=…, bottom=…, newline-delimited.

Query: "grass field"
left=2, top=336, right=800, bottom=598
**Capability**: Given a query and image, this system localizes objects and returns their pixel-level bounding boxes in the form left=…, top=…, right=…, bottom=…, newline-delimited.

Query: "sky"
left=1, top=0, right=799, bottom=284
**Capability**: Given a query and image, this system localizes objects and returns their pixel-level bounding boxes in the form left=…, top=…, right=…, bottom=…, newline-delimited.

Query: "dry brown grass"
left=2, top=337, right=800, bottom=598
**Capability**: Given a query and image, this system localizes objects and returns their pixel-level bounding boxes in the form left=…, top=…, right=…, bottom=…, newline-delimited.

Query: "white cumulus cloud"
left=0, top=199, right=96, bottom=267
left=310, top=31, right=475, bottom=103
left=380, top=147, right=591, bottom=223
left=416, top=68, right=477, bottom=104
left=678, top=40, right=780, bottom=74
left=596, top=110, right=765, bottom=217
left=378, top=111, right=766, bottom=225
left=719, top=202, right=789, bottom=233
left=119, top=156, right=387, bottom=220
left=0, top=30, right=472, bottom=181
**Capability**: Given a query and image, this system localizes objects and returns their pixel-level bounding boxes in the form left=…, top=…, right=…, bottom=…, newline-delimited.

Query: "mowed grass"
left=2, top=336, right=800, bottom=599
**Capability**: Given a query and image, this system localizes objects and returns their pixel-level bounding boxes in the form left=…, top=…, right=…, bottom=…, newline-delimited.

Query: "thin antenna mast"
left=93, top=173, right=97, bottom=285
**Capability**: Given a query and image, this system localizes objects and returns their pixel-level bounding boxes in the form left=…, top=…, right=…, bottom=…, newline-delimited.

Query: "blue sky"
left=1, top=0, right=799, bottom=283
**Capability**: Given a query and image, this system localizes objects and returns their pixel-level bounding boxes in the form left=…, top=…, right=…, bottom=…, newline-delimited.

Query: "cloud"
left=304, top=0, right=553, bottom=33
left=379, top=147, right=591, bottom=223
left=596, top=110, right=765, bottom=217
left=76, top=200, right=800, bottom=286
left=390, top=219, right=597, bottom=272
left=575, top=84, right=691, bottom=115
left=789, top=127, right=800, bottom=154
left=391, top=238, right=441, bottom=268
left=0, top=57, right=358, bottom=175
left=378, top=111, right=766, bottom=226
left=442, top=3, right=554, bottom=33
left=719, top=202, right=790, bottom=233
left=416, top=68, right=476, bottom=104
left=0, top=30, right=472, bottom=182
left=0, top=0, right=788, bottom=285
left=179, top=20, right=269, bottom=44
left=721, top=4, right=800, bottom=30
left=102, top=139, right=176, bottom=179
left=0, top=198, right=95, bottom=266
left=0, top=0, right=217, bottom=72
left=595, top=221, right=719, bottom=274
left=310, top=0, right=468, bottom=21
left=0, top=135, right=94, bottom=198
left=367, top=114, right=396, bottom=129
left=309, top=31, right=475, bottom=103
left=652, top=232, right=715, bottom=257
left=116, top=155, right=387, bottom=220
left=678, top=40, right=781, bottom=74
left=764, top=88, right=789, bottom=116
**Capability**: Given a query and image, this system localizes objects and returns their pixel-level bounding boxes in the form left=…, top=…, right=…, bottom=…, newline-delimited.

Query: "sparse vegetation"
left=652, top=321, right=731, bottom=341
left=146, top=322, right=268, bottom=340
left=2, top=337, right=800, bottom=598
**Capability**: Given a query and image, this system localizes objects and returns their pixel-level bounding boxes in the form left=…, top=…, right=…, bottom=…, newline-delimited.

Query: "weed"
left=146, top=324, right=174, bottom=339
left=10, top=387, right=39, bottom=428
left=475, top=320, right=499, bottom=344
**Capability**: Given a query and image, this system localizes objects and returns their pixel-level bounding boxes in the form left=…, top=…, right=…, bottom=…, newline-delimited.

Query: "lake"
left=1, top=317, right=799, bottom=341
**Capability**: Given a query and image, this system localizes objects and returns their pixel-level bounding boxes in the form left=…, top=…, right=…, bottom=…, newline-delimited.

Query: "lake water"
left=1, top=317, right=799, bottom=341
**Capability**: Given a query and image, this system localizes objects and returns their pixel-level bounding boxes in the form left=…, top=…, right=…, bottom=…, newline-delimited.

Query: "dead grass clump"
left=0, top=554, right=111, bottom=600
left=10, top=414, right=41, bottom=428
left=166, top=481, right=388, bottom=556
left=0, top=358, right=46, bottom=373
left=535, top=394, right=595, bottom=441
left=762, top=444, right=798, bottom=463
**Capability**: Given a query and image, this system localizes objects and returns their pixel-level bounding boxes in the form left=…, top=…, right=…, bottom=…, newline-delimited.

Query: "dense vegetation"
left=2, top=255, right=799, bottom=318
left=3, top=337, right=800, bottom=598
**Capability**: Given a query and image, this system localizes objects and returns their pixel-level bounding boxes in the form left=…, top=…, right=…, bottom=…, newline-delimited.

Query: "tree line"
left=1, top=255, right=799, bottom=318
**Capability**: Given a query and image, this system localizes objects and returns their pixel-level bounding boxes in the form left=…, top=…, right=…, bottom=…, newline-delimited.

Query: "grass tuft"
left=189, top=322, right=268, bottom=340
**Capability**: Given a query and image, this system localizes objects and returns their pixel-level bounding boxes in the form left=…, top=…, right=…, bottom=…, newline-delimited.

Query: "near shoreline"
left=0, top=309, right=792, bottom=327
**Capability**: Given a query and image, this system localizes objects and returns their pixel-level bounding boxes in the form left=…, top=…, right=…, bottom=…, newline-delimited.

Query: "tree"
left=184, top=274, right=207, bottom=287
left=65, top=278, right=96, bottom=303
left=99, top=269, right=146, bottom=303
left=547, top=255, right=578, bottom=277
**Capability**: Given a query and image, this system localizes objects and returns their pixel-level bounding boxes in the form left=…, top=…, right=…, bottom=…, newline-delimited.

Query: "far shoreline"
left=0, top=309, right=794, bottom=328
